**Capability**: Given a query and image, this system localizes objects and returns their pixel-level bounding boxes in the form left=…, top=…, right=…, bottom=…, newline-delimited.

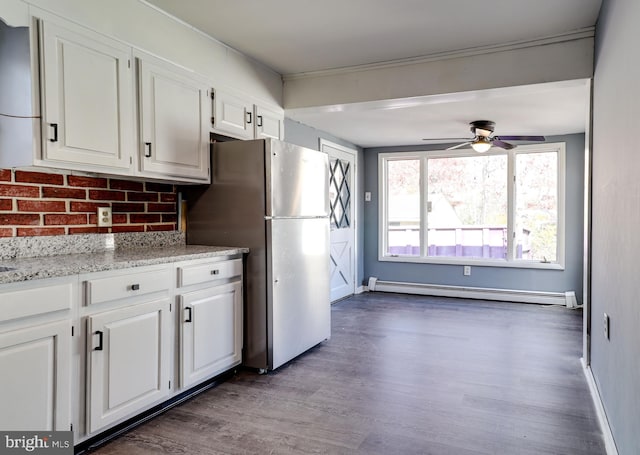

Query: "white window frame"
left=378, top=142, right=566, bottom=270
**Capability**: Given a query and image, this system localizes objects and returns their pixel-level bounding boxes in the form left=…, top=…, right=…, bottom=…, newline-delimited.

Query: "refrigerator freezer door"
left=266, top=140, right=329, bottom=218
left=267, top=217, right=330, bottom=370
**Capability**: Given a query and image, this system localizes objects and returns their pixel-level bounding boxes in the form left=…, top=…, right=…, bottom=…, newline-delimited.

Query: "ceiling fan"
left=422, top=120, right=545, bottom=153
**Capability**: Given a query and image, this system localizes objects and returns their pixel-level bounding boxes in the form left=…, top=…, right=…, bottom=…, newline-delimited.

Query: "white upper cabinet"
left=255, top=104, right=284, bottom=140
left=29, top=8, right=283, bottom=182
left=212, top=89, right=254, bottom=140
left=137, top=52, right=210, bottom=182
left=213, top=87, right=284, bottom=141
left=39, top=16, right=134, bottom=171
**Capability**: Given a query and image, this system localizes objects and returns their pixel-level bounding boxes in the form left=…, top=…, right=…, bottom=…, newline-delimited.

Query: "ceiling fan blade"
left=496, top=135, right=545, bottom=142
left=422, top=137, right=471, bottom=141
left=492, top=139, right=516, bottom=150
left=446, top=141, right=472, bottom=151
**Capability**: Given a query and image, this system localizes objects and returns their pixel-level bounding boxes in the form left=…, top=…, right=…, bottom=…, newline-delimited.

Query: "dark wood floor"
left=92, top=292, right=605, bottom=454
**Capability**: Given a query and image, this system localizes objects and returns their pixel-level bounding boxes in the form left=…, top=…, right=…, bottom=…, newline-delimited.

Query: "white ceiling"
left=145, top=0, right=602, bottom=148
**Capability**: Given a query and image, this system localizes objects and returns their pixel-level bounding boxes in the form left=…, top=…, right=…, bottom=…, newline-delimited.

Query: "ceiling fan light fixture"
left=471, top=136, right=492, bottom=153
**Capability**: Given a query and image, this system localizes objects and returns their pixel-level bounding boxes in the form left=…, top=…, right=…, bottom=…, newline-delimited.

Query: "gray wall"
left=363, top=133, right=585, bottom=301
left=592, top=0, right=640, bottom=453
left=284, top=118, right=365, bottom=288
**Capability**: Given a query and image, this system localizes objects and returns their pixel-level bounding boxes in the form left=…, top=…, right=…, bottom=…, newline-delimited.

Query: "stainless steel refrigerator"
left=183, top=138, right=331, bottom=371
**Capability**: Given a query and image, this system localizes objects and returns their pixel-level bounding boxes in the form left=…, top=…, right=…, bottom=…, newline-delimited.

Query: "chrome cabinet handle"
left=210, top=269, right=220, bottom=275
left=130, top=284, right=140, bottom=291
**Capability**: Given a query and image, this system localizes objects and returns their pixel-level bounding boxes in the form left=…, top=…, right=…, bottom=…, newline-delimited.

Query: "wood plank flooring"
left=90, top=293, right=605, bottom=454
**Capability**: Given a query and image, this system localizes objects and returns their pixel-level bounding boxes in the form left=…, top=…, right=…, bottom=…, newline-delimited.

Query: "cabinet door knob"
left=49, top=123, right=58, bottom=142
left=94, top=330, right=103, bottom=351
left=144, top=142, right=152, bottom=158
left=184, top=306, right=192, bottom=323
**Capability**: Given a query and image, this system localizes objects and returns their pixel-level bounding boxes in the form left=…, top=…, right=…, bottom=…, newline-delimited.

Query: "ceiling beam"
left=283, top=30, right=594, bottom=110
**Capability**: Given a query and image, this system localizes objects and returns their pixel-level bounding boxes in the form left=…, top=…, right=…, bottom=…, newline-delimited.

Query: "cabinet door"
left=39, top=18, right=134, bottom=170
left=0, top=320, right=71, bottom=431
left=180, top=281, right=242, bottom=388
left=212, top=89, right=253, bottom=140
left=87, top=299, right=170, bottom=433
left=138, top=54, right=209, bottom=181
left=255, top=104, right=284, bottom=140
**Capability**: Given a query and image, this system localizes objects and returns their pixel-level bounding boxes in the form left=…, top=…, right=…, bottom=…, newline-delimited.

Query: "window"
left=379, top=143, right=565, bottom=268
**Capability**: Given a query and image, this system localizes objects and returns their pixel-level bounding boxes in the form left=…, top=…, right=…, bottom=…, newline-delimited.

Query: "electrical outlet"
left=365, top=192, right=371, bottom=202
left=97, top=207, right=112, bottom=227
left=603, top=313, right=610, bottom=340
left=463, top=266, right=471, bottom=276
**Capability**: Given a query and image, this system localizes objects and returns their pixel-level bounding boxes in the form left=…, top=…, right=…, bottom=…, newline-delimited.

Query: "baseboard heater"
left=367, top=277, right=579, bottom=307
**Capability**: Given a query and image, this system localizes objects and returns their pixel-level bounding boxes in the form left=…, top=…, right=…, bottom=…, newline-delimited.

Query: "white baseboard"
left=367, top=277, right=575, bottom=306
left=582, top=362, right=619, bottom=455
left=355, top=285, right=366, bottom=294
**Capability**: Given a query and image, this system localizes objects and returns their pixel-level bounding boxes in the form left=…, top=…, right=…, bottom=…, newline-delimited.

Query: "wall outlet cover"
left=97, top=207, right=112, bottom=227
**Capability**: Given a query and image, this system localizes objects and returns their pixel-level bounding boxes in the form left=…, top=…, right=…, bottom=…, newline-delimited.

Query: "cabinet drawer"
left=86, top=268, right=171, bottom=305
left=0, top=280, right=73, bottom=324
left=177, top=259, right=242, bottom=288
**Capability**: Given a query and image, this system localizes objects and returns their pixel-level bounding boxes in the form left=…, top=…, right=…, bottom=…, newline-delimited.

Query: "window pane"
left=329, top=158, right=351, bottom=229
left=426, top=155, right=508, bottom=259
left=515, top=152, right=558, bottom=262
left=387, top=159, right=420, bottom=256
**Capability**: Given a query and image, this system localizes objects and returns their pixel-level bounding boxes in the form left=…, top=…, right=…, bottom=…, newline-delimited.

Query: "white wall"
left=592, top=0, right=640, bottom=454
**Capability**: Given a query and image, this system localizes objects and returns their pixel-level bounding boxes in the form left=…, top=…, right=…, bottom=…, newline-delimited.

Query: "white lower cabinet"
left=0, top=255, right=243, bottom=442
left=79, top=256, right=242, bottom=440
left=0, top=320, right=71, bottom=431
left=86, top=298, right=171, bottom=433
left=179, top=281, right=242, bottom=388
left=0, top=277, right=74, bottom=432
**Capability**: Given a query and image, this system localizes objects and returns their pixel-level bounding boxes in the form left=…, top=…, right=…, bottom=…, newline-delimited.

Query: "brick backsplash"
left=0, top=169, right=178, bottom=237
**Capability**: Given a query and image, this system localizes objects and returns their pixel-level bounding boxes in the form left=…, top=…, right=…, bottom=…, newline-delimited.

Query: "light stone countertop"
left=0, top=232, right=248, bottom=285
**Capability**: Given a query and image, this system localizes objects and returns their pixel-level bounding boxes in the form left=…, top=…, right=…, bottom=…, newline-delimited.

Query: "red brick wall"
left=0, top=169, right=177, bottom=237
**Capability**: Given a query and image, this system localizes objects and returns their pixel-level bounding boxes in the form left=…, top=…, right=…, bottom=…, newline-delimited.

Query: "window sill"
left=378, top=255, right=565, bottom=270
